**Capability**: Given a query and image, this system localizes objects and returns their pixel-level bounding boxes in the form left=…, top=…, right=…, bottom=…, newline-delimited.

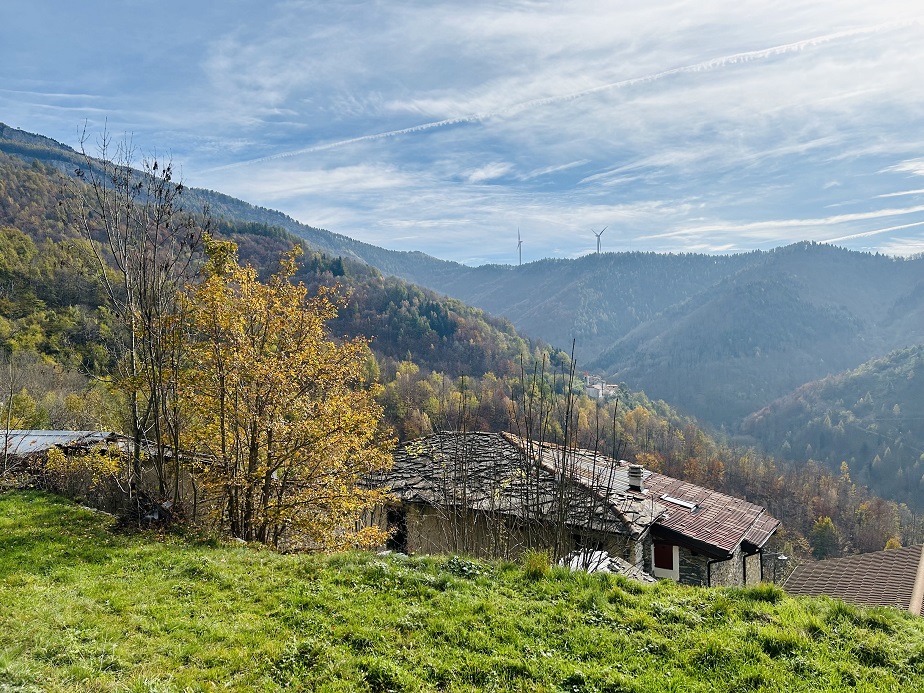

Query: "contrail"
left=203, top=19, right=920, bottom=174
left=641, top=204, right=924, bottom=240
left=877, top=188, right=924, bottom=199
left=822, top=220, right=924, bottom=243
left=203, top=115, right=483, bottom=172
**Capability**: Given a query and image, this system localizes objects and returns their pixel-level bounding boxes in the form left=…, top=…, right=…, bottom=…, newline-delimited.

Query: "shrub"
left=41, top=445, right=121, bottom=501
left=444, top=555, right=481, bottom=578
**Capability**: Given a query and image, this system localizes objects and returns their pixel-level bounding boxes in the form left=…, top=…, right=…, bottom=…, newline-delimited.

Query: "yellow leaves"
left=43, top=445, right=121, bottom=492
left=179, top=240, right=394, bottom=548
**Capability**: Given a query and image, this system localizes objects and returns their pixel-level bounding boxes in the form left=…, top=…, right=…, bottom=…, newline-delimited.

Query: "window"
left=654, top=542, right=674, bottom=570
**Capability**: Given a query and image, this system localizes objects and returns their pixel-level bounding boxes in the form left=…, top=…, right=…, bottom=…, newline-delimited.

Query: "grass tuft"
left=521, top=548, right=550, bottom=581
left=735, top=582, right=786, bottom=603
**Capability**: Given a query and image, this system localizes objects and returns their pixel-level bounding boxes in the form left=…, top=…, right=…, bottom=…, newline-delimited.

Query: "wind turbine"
left=593, top=226, right=608, bottom=254
left=517, top=227, right=523, bottom=266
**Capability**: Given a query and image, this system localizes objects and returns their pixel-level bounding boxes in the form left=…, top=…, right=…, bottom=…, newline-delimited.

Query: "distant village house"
left=583, top=373, right=620, bottom=400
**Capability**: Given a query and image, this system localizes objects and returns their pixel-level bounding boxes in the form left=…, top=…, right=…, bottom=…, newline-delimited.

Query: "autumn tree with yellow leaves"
left=179, top=237, right=393, bottom=549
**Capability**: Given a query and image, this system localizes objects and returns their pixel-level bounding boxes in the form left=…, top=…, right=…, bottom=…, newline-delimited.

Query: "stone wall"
left=678, top=548, right=709, bottom=586
left=376, top=502, right=636, bottom=561
left=708, top=545, right=744, bottom=587
left=744, top=551, right=763, bottom=585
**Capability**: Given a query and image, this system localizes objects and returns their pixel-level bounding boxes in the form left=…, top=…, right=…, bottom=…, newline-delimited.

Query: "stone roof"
left=500, top=434, right=665, bottom=538
left=374, top=432, right=634, bottom=536
left=785, top=545, right=924, bottom=615
left=377, top=431, right=779, bottom=554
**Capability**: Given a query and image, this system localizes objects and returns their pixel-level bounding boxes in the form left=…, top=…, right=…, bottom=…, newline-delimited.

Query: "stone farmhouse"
left=369, top=431, right=779, bottom=587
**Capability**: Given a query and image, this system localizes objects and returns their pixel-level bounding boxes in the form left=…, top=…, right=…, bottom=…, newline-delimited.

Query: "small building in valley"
left=370, top=431, right=779, bottom=587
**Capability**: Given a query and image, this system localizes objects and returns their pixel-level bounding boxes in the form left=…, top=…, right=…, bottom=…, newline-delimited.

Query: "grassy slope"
left=2, top=493, right=924, bottom=692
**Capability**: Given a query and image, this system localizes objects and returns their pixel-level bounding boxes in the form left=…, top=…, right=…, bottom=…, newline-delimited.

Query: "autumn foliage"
left=178, top=237, right=393, bottom=549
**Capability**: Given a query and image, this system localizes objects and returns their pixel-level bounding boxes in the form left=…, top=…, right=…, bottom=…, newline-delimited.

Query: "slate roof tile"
left=376, top=432, right=778, bottom=554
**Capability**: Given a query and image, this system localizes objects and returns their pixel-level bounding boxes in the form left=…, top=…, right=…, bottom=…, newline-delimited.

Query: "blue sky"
left=3, top=1, right=924, bottom=265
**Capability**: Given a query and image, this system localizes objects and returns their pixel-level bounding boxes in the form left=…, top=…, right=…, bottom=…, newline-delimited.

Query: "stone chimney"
left=628, top=463, right=645, bottom=493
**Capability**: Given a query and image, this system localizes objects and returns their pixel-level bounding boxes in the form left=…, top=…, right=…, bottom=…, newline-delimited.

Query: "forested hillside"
left=588, top=243, right=924, bottom=425
left=1, top=125, right=920, bottom=557
left=742, top=345, right=924, bottom=508
left=0, top=122, right=460, bottom=281
left=0, top=148, right=542, bottom=433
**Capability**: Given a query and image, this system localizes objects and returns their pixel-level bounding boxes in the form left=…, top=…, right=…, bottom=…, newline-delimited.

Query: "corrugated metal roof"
left=743, top=513, right=782, bottom=550
left=2, top=430, right=121, bottom=456
left=785, top=545, right=924, bottom=615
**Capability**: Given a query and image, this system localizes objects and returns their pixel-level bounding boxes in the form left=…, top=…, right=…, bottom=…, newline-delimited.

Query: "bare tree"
left=2, top=347, right=19, bottom=478
left=508, top=345, right=634, bottom=565
left=64, top=126, right=209, bottom=510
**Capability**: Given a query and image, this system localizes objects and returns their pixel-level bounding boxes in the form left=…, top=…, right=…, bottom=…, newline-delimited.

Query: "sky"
left=3, top=1, right=924, bottom=265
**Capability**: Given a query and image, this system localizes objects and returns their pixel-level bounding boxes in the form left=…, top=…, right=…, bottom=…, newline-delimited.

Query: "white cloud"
left=885, top=160, right=924, bottom=177
left=465, top=162, right=513, bottom=184
left=6, top=0, right=924, bottom=262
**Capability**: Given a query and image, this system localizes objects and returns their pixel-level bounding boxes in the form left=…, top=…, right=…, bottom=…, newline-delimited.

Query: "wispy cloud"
left=5, top=1, right=924, bottom=262
left=205, top=18, right=920, bottom=173
left=884, top=159, right=924, bottom=177
left=466, top=162, right=513, bottom=184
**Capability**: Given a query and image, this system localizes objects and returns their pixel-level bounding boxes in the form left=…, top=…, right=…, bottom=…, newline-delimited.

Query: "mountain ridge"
left=5, top=122, right=924, bottom=487
left=0, top=122, right=463, bottom=283
left=741, top=344, right=924, bottom=507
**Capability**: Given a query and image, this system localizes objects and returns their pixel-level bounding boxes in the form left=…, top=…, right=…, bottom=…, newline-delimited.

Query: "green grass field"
left=2, top=491, right=924, bottom=692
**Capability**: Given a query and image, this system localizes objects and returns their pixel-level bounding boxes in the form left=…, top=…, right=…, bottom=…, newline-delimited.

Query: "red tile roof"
left=784, top=545, right=924, bottom=615
left=644, top=472, right=779, bottom=556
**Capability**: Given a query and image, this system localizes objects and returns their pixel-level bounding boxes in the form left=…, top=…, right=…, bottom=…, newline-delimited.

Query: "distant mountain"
left=389, top=243, right=924, bottom=429
left=582, top=244, right=924, bottom=426
left=7, top=122, right=924, bottom=437
left=741, top=344, right=924, bottom=507
left=381, top=252, right=764, bottom=361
